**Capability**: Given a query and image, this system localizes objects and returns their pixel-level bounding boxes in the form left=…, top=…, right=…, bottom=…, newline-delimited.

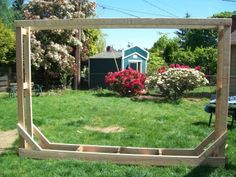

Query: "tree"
left=0, top=20, right=15, bottom=64
left=12, top=0, right=25, bottom=20
left=194, top=47, right=217, bottom=75
left=149, top=34, right=179, bottom=64
left=23, top=0, right=104, bottom=88
left=147, top=52, right=165, bottom=74
left=176, top=11, right=234, bottom=50
left=0, top=0, right=15, bottom=28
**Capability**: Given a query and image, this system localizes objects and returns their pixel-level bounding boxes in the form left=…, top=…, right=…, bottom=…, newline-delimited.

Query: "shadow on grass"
left=184, top=92, right=213, bottom=99
left=94, top=92, right=120, bottom=98
left=192, top=121, right=209, bottom=127
left=131, top=95, right=182, bottom=105
left=184, top=166, right=216, bottom=177
left=225, top=161, right=236, bottom=172
left=0, top=139, right=18, bottom=158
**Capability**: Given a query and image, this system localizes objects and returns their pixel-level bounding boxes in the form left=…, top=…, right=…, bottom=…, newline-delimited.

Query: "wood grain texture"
left=24, top=27, right=33, bottom=138
left=15, top=18, right=232, bottom=30
left=16, top=27, right=25, bottom=148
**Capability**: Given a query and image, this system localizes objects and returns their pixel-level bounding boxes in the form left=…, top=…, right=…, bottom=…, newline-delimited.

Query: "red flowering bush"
left=105, top=68, right=146, bottom=96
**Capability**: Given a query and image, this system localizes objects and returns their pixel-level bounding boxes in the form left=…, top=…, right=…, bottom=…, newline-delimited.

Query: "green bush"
left=171, top=48, right=195, bottom=67
left=194, top=47, right=217, bottom=75
left=0, top=20, right=15, bottom=64
left=147, top=52, right=166, bottom=75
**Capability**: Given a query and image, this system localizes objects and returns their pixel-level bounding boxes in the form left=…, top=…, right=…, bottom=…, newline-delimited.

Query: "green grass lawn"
left=0, top=89, right=236, bottom=177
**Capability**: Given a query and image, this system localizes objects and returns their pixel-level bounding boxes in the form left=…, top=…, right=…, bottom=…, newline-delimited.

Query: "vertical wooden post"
left=16, top=27, right=25, bottom=148
left=214, top=26, right=231, bottom=156
left=24, top=27, right=33, bottom=139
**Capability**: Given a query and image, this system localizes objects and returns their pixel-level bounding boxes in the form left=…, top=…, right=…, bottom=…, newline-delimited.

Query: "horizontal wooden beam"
left=18, top=148, right=202, bottom=166
left=15, top=18, right=232, bottom=30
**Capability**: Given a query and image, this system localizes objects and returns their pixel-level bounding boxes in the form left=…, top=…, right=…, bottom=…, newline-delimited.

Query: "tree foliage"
left=147, top=52, right=165, bottom=74
left=0, top=20, right=15, bottom=64
left=148, top=11, right=233, bottom=75
left=23, top=0, right=104, bottom=88
left=0, top=0, right=15, bottom=28
left=12, top=0, right=25, bottom=20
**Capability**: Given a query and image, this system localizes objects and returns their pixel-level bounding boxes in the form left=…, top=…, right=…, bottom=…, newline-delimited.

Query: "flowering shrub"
left=146, top=64, right=209, bottom=100
left=105, top=68, right=146, bottom=96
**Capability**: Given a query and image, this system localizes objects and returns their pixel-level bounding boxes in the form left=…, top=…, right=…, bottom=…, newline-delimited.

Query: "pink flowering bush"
left=146, top=64, right=209, bottom=100
left=105, top=68, right=146, bottom=96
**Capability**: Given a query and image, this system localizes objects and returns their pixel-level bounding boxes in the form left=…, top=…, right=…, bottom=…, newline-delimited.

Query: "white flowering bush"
left=146, top=64, right=209, bottom=100
left=23, top=0, right=99, bottom=88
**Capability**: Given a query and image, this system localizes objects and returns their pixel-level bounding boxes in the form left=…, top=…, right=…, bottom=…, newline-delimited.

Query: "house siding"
left=123, top=55, right=146, bottom=73
left=89, top=58, right=122, bottom=88
left=230, top=45, right=236, bottom=96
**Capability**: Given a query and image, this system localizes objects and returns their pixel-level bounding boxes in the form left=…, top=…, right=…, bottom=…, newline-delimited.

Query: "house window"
left=129, top=62, right=141, bottom=72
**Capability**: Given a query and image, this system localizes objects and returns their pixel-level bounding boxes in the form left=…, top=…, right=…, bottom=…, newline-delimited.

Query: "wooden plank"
left=201, top=157, right=226, bottom=167
left=14, top=18, right=232, bottom=30
left=45, top=143, right=80, bottom=151
left=23, top=82, right=28, bottom=89
left=33, top=125, right=50, bottom=147
left=18, top=148, right=203, bottom=166
left=16, top=27, right=25, bottom=148
left=46, top=142, right=196, bottom=156
left=194, top=131, right=215, bottom=155
left=161, top=148, right=195, bottom=156
left=17, top=124, right=42, bottom=151
left=24, top=27, right=33, bottom=138
left=214, top=26, right=231, bottom=157
left=199, top=131, right=227, bottom=160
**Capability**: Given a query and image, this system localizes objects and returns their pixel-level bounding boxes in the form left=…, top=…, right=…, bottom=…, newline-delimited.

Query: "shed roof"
left=90, top=51, right=122, bottom=59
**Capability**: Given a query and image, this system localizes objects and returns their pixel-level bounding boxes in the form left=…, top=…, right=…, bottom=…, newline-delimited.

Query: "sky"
left=95, top=0, right=235, bottom=49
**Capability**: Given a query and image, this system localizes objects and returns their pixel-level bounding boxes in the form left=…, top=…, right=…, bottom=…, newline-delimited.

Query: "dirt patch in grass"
left=132, top=95, right=165, bottom=101
left=84, top=125, right=124, bottom=133
left=0, top=129, right=17, bottom=154
left=185, top=97, right=203, bottom=102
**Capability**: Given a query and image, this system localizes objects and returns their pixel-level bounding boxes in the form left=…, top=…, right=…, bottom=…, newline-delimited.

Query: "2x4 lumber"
left=14, top=18, right=232, bottom=30
left=194, top=131, right=215, bottom=155
left=33, top=125, right=50, bottom=147
left=45, top=142, right=195, bottom=156
left=199, top=131, right=227, bottom=161
left=16, top=27, right=25, bottom=148
left=23, top=83, right=28, bottom=89
left=161, top=148, right=195, bottom=156
left=18, top=148, right=202, bottom=166
left=201, top=157, right=226, bottom=167
left=24, top=27, right=33, bottom=138
left=214, top=26, right=231, bottom=156
left=217, top=26, right=231, bottom=136
left=17, top=124, right=42, bottom=151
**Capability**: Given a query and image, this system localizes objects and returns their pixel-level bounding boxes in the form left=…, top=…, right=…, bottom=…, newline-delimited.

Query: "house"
left=88, top=46, right=149, bottom=88
left=230, top=14, right=236, bottom=95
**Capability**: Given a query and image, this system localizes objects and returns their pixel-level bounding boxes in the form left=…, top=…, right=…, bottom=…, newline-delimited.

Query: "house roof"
left=123, top=46, right=149, bottom=59
left=90, top=51, right=122, bottom=59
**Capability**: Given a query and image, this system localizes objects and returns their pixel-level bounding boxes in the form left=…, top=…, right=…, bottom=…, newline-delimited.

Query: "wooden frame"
left=15, top=18, right=231, bottom=166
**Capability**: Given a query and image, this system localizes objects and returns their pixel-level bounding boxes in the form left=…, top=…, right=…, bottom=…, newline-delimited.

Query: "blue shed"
left=89, top=46, right=149, bottom=88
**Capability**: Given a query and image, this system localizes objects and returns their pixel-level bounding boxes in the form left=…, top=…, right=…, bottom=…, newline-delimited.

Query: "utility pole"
left=74, top=0, right=83, bottom=90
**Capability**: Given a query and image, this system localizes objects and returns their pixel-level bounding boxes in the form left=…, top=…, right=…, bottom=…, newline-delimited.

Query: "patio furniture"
left=205, top=95, right=236, bottom=128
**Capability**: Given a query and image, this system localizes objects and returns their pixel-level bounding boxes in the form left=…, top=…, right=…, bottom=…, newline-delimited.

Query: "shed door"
left=129, top=62, right=141, bottom=72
